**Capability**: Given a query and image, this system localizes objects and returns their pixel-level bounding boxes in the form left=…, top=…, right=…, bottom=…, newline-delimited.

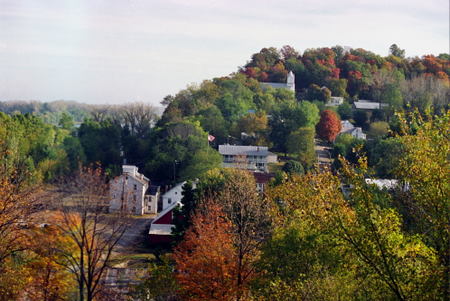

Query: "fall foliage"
left=174, top=201, right=237, bottom=301
left=316, top=109, right=342, bottom=142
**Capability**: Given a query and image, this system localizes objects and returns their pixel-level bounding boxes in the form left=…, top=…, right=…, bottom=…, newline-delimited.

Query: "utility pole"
left=173, top=160, right=178, bottom=182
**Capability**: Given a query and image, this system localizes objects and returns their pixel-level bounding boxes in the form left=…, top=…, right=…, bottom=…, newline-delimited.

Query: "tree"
left=389, top=44, right=405, bottom=58
left=316, top=110, right=342, bottom=142
left=286, top=127, right=316, bottom=169
left=55, top=167, right=129, bottom=301
left=173, top=201, right=237, bottom=301
left=192, top=169, right=271, bottom=300
left=353, top=110, right=370, bottom=128
left=172, top=181, right=196, bottom=243
left=58, top=112, right=75, bottom=130
left=297, top=101, right=320, bottom=128
left=395, top=112, right=450, bottom=299
left=132, top=256, right=179, bottom=301
left=215, top=170, right=271, bottom=300
left=24, top=224, right=76, bottom=301
left=282, top=160, right=304, bottom=175
left=368, top=121, right=390, bottom=138
left=337, top=158, right=440, bottom=300
left=365, top=137, right=404, bottom=178
left=337, top=102, right=353, bottom=120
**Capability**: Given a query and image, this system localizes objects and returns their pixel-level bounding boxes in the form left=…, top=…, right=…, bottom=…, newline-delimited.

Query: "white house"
left=353, top=100, right=389, bottom=110
left=260, top=71, right=295, bottom=92
left=218, top=145, right=277, bottom=172
left=326, top=96, right=344, bottom=107
left=160, top=182, right=185, bottom=211
left=110, top=165, right=157, bottom=215
left=340, top=120, right=366, bottom=140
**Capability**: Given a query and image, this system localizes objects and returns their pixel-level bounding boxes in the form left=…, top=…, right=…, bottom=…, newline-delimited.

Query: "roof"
left=149, top=224, right=174, bottom=236
left=162, top=181, right=186, bottom=197
left=151, top=201, right=181, bottom=225
left=246, top=150, right=276, bottom=157
left=365, top=179, right=399, bottom=190
left=219, top=145, right=269, bottom=156
left=340, top=120, right=355, bottom=133
left=354, top=101, right=381, bottom=110
left=253, top=172, right=274, bottom=184
left=260, top=82, right=291, bottom=90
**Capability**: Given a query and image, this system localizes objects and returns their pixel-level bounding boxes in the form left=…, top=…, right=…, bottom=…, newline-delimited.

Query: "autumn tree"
left=316, top=109, right=342, bottom=142
left=174, top=201, right=237, bottom=301
left=55, top=167, right=129, bottom=301
left=215, top=170, right=271, bottom=300
left=23, top=223, right=76, bottom=301
left=188, top=169, right=271, bottom=300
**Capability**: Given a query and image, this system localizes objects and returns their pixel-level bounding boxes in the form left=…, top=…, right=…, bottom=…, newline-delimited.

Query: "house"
left=148, top=201, right=180, bottom=244
left=326, top=96, right=344, bottom=107
left=253, top=172, right=274, bottom=193
left=147, top=185, right=160, bottom=214
left=109, top=165, right=157, bottom=215
left=218, top=144, right=277, bottom=172
left=260, top=71, right=295, bottom=92
left=340, top=120, right=366, bottom=140
left=161, top=181, right=195, bottom=211
left=353, top=100, right=388, bottom=110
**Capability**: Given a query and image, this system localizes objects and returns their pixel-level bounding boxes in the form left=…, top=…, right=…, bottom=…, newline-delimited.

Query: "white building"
left=160, top=182, right=187, bottom=211
left=218, top=145, right=277, bottom=172
left=326, top=96, right=344, bottom=107
left=110, top=165, right=157, bottom=215
left=340, top=120, right=366, bottom=140
left=353, top=100, right=389, bottom=110
left=260, top=71, right=295, bottom=92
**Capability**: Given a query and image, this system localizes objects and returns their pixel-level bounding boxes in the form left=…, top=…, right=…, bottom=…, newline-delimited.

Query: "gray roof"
left=354, top=101, right=381, bottom=110
left=260, top=82, right=290, bottom=89
left=218, top=145, right=274, bottom=157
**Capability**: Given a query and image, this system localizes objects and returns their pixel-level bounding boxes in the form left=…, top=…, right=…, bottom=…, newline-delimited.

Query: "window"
left=134, top=184, right=137, bottom=190
left=168, top=198, right=172, bottom=204
left=175, top=192, right=177, bottom=195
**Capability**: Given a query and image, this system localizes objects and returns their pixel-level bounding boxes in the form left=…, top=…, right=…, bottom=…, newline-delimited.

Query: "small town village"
left=0, top=1, right=448, bottom=300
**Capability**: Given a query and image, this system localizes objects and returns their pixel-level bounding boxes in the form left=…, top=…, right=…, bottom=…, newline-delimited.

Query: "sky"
left=0, top=0, right=448, bottom=105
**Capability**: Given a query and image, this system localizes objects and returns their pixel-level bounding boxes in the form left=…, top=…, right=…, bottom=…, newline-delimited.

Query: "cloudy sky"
left=0, top=0, right=448, bottom=105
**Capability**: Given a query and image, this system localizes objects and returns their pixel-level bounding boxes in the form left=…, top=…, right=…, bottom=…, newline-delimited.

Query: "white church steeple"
left=287, top=71, right=295, bottom=92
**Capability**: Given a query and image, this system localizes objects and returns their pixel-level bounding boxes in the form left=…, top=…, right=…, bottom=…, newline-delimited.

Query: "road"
left=314, top=139, right=333, bottom=170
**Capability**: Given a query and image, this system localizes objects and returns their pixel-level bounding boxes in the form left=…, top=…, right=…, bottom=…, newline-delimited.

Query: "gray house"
left=218, top=145, right=277, bottom=172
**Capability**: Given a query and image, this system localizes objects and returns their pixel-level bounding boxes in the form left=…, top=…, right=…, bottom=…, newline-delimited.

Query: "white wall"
left=161, top=182, right=185, bottom=211
left=110, top=175, right=147, bottom=215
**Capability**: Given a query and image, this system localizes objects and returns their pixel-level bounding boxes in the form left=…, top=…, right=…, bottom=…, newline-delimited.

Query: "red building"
left=148, top=201, right=180, bottom=244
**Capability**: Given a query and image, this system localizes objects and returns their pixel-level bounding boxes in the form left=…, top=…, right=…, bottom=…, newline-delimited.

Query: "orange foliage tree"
left=316, top=109, right=342, bottom=142
left=173, top=201, right=237, bottom=301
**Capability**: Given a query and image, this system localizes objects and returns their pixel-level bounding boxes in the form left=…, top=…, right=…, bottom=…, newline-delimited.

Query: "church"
left=259, top=70, right=295, bottom=92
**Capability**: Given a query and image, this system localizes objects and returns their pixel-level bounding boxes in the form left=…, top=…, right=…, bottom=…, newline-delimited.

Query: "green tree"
left=337, top=102, right=353, bottom=120
left=368, top=121, right=390, bottom=138
left=286, top=127, right=316, bottom=169
left=395, top=112, right=450, bottom=299
left=389, top=44, right=405, bottom=58
left=58, top=112, right=75, bottom=130
left=281, top=160, right=304, bottom=175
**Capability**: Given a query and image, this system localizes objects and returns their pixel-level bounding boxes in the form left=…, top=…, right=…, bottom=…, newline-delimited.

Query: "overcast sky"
left=0, top=0, right=448, bottom=105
